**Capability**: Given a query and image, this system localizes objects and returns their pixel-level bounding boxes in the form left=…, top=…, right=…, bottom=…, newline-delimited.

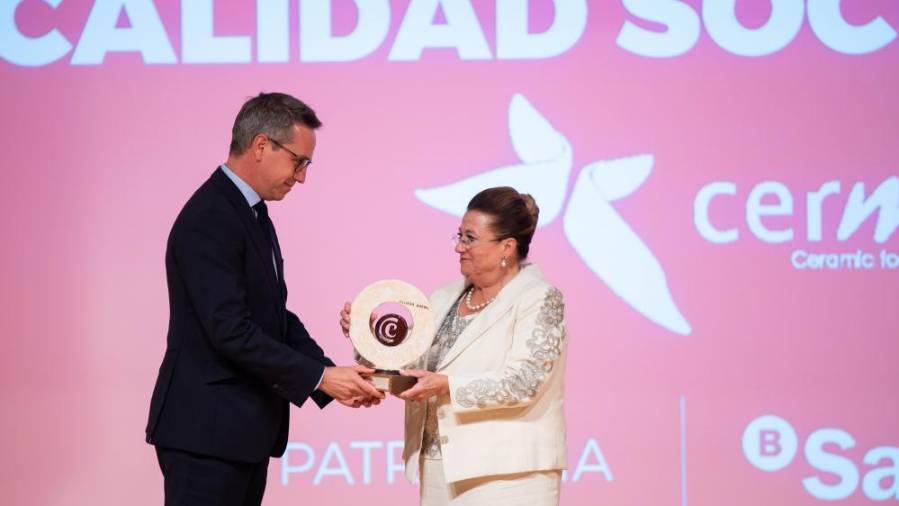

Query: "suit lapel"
left=412, top=279, right=465, bottom=369
left=210, top=169, right=282, bottom=304
left=436, top=265, right=543, bottom=370
left=430, top=279, right=466, bottom=332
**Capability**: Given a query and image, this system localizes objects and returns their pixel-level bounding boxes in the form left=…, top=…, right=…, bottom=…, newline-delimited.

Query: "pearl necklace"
left=464, top=287, right=496, bottom=311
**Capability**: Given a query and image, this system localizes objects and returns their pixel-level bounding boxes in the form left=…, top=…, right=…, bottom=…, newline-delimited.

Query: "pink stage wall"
left=2, top=1, right=897, bottom=504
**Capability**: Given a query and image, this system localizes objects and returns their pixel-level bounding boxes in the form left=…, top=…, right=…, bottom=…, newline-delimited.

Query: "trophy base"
left=371, top=370, right=417, bottom=395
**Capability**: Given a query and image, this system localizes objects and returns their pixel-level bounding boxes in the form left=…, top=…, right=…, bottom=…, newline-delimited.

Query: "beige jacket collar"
left=431, top=264, right=545, bottom=370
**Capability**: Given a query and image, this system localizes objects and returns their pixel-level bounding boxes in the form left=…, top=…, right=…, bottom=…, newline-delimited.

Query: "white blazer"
left=403, top=264, right=568, bottom=484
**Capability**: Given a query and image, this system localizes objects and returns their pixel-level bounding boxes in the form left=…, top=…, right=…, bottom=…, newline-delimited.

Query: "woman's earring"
left=501, top=257, right=507, bottom=268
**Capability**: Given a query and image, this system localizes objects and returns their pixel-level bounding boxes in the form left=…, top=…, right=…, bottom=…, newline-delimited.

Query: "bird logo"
left=415, top=94, right=691, bottom=335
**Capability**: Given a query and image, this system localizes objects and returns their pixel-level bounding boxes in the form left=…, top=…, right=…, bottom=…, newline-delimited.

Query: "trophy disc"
left=349, top=279, right=434, bottom=370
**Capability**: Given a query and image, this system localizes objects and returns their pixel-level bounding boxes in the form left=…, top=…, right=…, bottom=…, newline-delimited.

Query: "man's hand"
left=319, top=365, right=385, bottom=402
left=397, top=369, right=449, bottom=402
left=336, top=395, right=383, bottom=408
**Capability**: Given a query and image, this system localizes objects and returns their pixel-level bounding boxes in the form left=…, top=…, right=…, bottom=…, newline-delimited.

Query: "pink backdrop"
left=2, top=1, right=897, bottom=504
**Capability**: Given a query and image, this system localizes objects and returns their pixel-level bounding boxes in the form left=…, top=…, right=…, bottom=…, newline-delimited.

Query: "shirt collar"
left=220, top=164, right=261, bottom=208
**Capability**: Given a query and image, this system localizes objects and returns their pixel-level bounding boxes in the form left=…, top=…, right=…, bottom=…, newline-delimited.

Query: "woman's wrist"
left=440, top=374, right=450, bottom=395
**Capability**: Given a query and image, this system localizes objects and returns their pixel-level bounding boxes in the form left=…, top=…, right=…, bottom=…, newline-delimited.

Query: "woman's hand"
left=398, top=370, right=449, bottom=402
left=339, top=302, right=352, bottom=338
left=339, top=302, right=377, bottom=338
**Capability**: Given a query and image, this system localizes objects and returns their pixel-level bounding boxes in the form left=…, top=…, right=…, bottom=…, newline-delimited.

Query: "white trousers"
left=420, top=458, right=561, bottom=506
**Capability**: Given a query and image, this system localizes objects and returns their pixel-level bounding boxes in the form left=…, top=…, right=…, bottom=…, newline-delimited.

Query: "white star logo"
left=415, top=94, right=691, bottom=335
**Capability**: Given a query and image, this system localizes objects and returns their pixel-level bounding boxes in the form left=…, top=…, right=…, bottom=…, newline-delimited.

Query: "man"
left=146, top=92, right=383, bottom=505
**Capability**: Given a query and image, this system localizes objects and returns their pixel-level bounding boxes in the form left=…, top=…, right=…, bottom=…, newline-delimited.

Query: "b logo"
left=742, top=414, right=799, bottom=472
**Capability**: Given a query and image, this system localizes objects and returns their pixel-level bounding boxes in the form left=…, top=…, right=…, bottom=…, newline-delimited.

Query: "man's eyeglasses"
left=269, top=137, right=312, bottom=172
left=451, top=232, right=501, bottom=250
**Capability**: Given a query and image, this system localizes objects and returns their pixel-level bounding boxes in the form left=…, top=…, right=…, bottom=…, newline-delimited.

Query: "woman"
left=341, top=186, right=568, bottom=505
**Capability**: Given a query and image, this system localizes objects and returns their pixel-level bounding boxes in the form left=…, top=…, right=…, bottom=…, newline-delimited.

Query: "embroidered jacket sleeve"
left=447, top=286, right=566, bottom=413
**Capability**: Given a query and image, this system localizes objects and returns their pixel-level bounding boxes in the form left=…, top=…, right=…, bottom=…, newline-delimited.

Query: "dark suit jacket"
left=146, top=168, right=334, bottom=463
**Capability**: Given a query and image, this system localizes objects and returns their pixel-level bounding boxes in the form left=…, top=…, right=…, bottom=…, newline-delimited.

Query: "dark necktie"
left=252, top=201, right=282, bottom=279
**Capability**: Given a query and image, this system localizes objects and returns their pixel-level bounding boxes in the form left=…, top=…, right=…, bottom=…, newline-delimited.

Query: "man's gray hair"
left=229, top=92, right=322, bottom=155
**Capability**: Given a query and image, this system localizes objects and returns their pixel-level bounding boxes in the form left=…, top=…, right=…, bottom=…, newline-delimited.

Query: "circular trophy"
left=349, top=279, right=434, bottom=394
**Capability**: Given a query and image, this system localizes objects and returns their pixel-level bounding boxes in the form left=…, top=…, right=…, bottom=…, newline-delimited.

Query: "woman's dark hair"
left=467, top=186, right=540, bottom=260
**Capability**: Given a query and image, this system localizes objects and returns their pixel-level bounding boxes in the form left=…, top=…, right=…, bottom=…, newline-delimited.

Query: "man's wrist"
left=314, top=367, right=325, bottom=391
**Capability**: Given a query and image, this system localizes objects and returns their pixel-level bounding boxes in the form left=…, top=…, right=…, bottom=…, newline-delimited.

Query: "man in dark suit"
left=146, top=92, right=383, bottom=506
